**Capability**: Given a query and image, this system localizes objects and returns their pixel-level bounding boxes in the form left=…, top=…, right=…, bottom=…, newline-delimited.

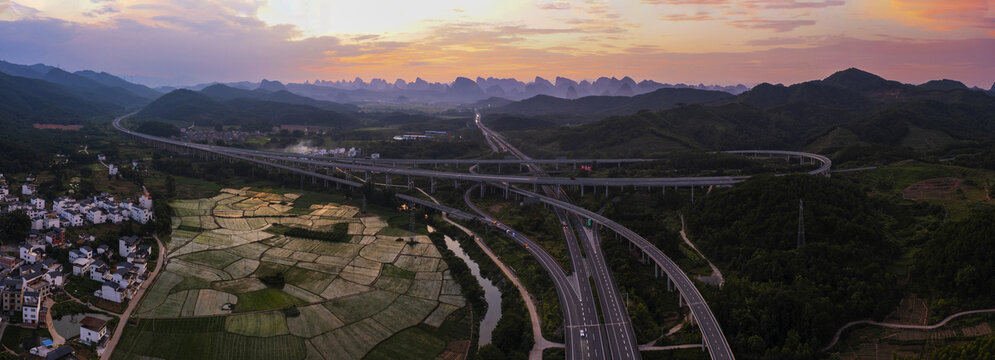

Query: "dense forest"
left=686, top=175, right=952, bottom=359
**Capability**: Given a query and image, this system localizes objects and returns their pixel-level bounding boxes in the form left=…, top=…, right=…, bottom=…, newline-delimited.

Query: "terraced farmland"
left=115, top=188, right=471, bottom=360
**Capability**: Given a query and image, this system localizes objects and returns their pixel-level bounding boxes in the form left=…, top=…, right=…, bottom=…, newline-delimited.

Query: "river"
left=427, top=225, right=502, bottom=346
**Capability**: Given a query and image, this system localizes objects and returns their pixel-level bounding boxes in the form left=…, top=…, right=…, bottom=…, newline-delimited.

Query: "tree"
left=477, top=344, right=505, bottom=360
left=165, top=176, right=177, bottom=198
left=0, top=211, right=31, bottom=245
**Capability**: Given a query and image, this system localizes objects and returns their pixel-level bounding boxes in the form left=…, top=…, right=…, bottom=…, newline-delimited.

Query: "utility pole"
left=797, top=199, right=806, bottom=249
left=409, top=204, right=416, bottom=233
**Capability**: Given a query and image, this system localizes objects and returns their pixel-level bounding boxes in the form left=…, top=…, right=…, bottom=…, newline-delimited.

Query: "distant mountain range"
left=496, top=68, right=995, bottom=157
left=0, top=60, right=161, bottom=108
left=135, top=85, right=359, bottom=131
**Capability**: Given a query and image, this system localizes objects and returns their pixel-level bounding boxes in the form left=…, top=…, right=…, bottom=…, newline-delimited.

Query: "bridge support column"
left=504, top=184, right=509, bottom=199
left=498, top=163, right=501, bottom=172
left=691, top=186, right=695, bottom=203
left=679, top=294, right=683, bottom=307
left=407, top=175, right=413, bottom=190
left=430, top=178, right=436, bottom=193
left=364, top=171, right=370, bottom=182
left=581, top=186, right=585, bottom=197
left=386, top=174, right=391, bottom=186
left=480, top=183, right=485, bottom=198
left=667, top=277, right=672, bottom=292
left=533, top=183, right=537, bottom=193
left=606, top=185, right=609, bottom=197
left=454, top=179, right=459, bottom=189
left=655, top=266, right=658, bottom=278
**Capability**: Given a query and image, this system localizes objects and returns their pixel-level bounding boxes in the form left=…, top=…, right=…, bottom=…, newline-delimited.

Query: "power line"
left=797, top=199, right=806, bottom=249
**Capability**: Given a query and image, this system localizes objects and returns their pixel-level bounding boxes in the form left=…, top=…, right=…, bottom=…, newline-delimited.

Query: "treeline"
left=279, top=223, right=349, bottom=242
left=687, top=175, right=919, bottom=359
left=923, top=332, right=995, bottom=360
left=914, top=208, right=995, bottom=314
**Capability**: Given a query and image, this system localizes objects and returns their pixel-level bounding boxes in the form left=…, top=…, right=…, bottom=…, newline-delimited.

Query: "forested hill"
left=687, top=175, right=914, bottom=358
left=487, top=87, right=734, bottom=123
left=496, top=68, right=995, bottom=157
left=199, top=84, right=359, bottom=113
left=135, top=89, right=360, bottom=131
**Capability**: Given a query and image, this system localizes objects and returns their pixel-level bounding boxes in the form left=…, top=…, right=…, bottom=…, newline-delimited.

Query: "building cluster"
left=1, top=235, right=151, bottom=328
left=392, top=130, right=450, bottom=141
left=1, top=187, right=155, bottom=232
left=177, top=127, right=263, bottom=143
left=301, top=147, right=360, bottom=157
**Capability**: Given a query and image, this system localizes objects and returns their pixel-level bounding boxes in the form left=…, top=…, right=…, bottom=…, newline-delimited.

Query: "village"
left=0, top=169, right=155, bottom=359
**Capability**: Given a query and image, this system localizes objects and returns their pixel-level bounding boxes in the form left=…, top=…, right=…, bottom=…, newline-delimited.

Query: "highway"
left=503, top=186, right=734, bottom=360
left=114, top=117, right=828, bottom=191
left=475, top=112, right=641, bottom=360
left=462, top=185, right=592, bottom=360
left=108, top=108, right=839, bottom=360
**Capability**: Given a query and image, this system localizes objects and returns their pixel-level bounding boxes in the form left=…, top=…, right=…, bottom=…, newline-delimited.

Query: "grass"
left=287, top=304, right=345, bottom=338
left=381, top=264, right=416, bottom=279
left=323, top=290, right=399, bottom=324
left=224, top=311, right=289, bottom=337
left=1, top=326, right=49, bottom=352
left=234, top=288, right=306, bottom=312
left=111, top=317, right=307, bottom=360
left=177, top=250, right=242, bottom=269
left=363, top=326, right=447, bottom=360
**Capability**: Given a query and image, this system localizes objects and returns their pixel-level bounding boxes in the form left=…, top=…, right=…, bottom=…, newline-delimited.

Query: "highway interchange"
left=113, top=111, right=834, bottom=360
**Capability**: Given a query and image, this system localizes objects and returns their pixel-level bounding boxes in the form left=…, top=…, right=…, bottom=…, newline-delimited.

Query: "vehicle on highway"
left=580, top=329, right=586, bottom=338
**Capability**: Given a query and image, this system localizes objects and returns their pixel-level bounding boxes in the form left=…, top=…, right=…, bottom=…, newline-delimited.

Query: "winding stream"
left=428, top=225, right=502, bottom=346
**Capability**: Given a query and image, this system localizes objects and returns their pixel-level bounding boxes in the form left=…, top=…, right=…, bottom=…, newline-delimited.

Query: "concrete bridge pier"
left=580, top=185, right=585, bottom=197
left=479, top=183, right=486, bottom=198
left=691, top=186, right=695, bottom=203
left=407, top=176, right=413, bottom=190
left=679, top=294, right=683, bottom=307
left=430, top=178, right=436, bottom=193
left=386, top=174, right=391, bottom=186
left=667, top=277, right=672, bottom=292
left=504, top=184, right=509, bottom=199
left=364, top=171, right=370, bottom=182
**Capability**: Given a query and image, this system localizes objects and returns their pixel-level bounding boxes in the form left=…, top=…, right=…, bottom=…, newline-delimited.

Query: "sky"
left=0, top=0, right=993, bottom=88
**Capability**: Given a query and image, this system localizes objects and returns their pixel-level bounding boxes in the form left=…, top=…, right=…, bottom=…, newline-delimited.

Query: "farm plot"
left=225, top=311, right=289, bottom=337
left=129, top=189, right=469, bottom=360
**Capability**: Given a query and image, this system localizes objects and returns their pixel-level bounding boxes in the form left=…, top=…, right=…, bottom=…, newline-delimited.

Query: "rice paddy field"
left=114, top=188, right=471, bottom=360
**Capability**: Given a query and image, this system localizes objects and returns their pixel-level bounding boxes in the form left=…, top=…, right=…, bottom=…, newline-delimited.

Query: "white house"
left=0, top=185, right=7, bottom=197
left=43, top=214, right=61, bottom=229
left=108, top=164, right=118, bottom=176
left=19, top=244, right=45, bottom=264
left=89, top=260, right=108, bottom=282
left=44, top=271, right=64, bottom=287
left=86, top=209, right=107, bottom=224
left=138, top=194, right=153, bottom=209
left=21, top=291, right=41, bottom=324
left=72, top=257, right=93, bottom=276
left=119, top=236, right=141, bottom=257
left=80, top=316, right=108, bottom=346
left=21, top=184, right=35, bottom=195
left=130, top=207, right=152, bottom=224
left=64, top=211, right=84, bottom=227
left=29, top=216, right=44, bottom=231
left=30, top=197, right=45, bottom=209
left=107, top=210, right=125, bottom=224
left=95, top=281, right=124, bottom=303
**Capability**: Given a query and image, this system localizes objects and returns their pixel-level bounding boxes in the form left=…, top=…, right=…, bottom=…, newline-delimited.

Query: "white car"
left=579, top=329, right=586, bottom=338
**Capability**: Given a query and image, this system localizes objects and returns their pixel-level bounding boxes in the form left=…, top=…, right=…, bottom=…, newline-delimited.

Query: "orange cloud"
left=871, top=0, right=994, bottom=32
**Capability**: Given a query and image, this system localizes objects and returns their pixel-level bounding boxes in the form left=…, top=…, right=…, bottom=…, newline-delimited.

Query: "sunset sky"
left=0, top=0, right=992, bottom=87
